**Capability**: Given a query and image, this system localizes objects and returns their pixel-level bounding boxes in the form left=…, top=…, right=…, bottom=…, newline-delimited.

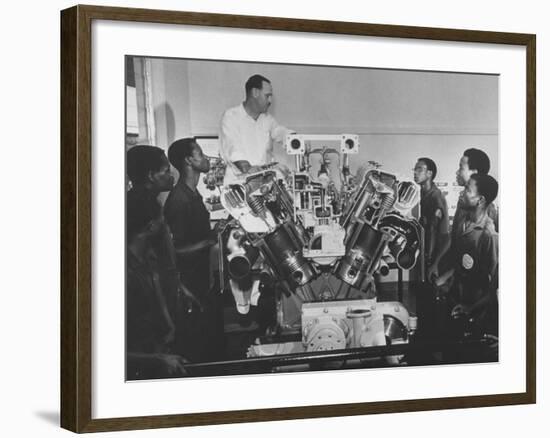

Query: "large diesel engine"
left=217, top=134, right=423, bottom=363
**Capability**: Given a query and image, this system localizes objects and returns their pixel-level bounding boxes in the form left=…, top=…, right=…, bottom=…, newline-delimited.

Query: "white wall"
left=186, top=61, right=498, bottom=136
left=2, top=1, right=546, bottom=438
left=144, top=58, right=498, bottom=193
left=149, top=58, right=193, bottom=147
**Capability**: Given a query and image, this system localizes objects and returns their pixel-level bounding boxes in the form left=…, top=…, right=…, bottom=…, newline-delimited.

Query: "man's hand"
left=427, top=264, right=439, bottom=283
left=178, top=282, right=204, bottom=313
left=194, top=239, right=217, bottom=251
left=213, top=219, right=229, bottom=234
left=451, top=304, right=471, bottom=319
left=433, top=268, right=454, bottom=288
left=433, top=274, right=447, bottom=287
left=233, top=160, right=251, bottom=173
left=157, top=354, right=189, bottom=376
left=248, top=165, right=264, bottom=173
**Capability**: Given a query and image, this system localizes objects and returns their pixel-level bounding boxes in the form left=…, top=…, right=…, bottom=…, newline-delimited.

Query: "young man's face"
left=150, top=154, right=174, bottom=192
left=456, top=155, right=475, bottom=187
left=462, top=178, right=483, bottom=209
left=187, top=144, right=211, bottom=173
left=253, top=81, right=273, bottom=114
left=413, top=160, right=431, bottom=185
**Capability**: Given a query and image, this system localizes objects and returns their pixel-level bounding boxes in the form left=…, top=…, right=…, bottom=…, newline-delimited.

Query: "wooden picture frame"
left=60, top=4, right=536, bottom=433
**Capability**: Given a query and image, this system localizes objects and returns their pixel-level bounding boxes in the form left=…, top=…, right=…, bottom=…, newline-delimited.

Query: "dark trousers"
left=415, top=282, right=450, bottom=343
left=174, top=274, right=224, bottom=363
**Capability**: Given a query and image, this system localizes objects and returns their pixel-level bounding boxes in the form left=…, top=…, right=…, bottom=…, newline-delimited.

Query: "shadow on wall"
left=154, top=102, right=176, bottom=148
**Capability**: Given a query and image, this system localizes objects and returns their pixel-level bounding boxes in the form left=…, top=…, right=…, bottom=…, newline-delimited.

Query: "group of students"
left=126, top=138, right=221, bottom=380
left=125, top=138, right=500, bottom=378
left=413, top=148, right=499, bottom=346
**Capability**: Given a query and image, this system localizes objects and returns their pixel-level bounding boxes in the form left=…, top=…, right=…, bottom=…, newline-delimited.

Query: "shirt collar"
left=240, top=102, right=265, bottom=122
left=422, top=183, right=437, bottom=197
left=177, top=180, right=201, bottom=198
left=462, top=213, right=493, bottom=235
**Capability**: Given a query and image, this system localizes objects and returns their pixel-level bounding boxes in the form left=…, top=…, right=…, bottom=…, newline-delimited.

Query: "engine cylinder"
left=262, top=225, right=316, bottom=288
left=335, top=223, right=385, bottom=289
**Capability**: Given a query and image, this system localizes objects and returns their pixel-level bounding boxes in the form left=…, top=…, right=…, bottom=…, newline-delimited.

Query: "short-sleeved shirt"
left=453, top=215, right=498, bottom=308
left=420, top=184, right=450, bottom=263
left=219, top=103, right=290, bottom=182
left=452, top=195, right=499, bottom=242
left=164, top=181, right=211, bottom=297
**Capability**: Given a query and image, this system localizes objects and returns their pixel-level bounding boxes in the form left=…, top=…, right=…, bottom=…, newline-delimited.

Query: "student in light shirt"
left=219, top=74, right=293, bottom=182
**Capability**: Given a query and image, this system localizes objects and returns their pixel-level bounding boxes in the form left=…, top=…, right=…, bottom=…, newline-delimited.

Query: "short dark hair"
left=470, top=173, right=499, bottom=205
left=464, top=148, right=491, bottom=175
left=126, top=189, right=161, bottom=242
left=127, top=145, right=166, bottom=185
left=167, top=138, right=197, bottom=172
left=245, top=74, right=270, bottom=96
left=418, top=157, right=437, bottom=180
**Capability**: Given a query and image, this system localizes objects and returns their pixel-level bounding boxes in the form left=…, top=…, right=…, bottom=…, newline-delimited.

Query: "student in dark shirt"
left=453, top=148, right=499, bottom=235
left=127, top=145, right=176, bottom=306
left=165, top=138, right=215, bottom=297
left=127, top=146, right=201, bottom=319
left=450, top=173, right=499, bottom=337
left=126, top=190, right=188, bottom=379
left=165, top=138, right=222, bottom=361
left=413, top=157, right=450, bottom=278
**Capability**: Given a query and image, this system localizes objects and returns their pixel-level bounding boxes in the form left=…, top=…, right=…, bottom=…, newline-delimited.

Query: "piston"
left=262, top=225, right=316, bottom=288
left=335, top=223, right=387, bottom=290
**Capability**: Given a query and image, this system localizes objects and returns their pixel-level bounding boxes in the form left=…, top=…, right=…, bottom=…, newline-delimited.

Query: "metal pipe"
left=184, top=339, right=491, bottom=370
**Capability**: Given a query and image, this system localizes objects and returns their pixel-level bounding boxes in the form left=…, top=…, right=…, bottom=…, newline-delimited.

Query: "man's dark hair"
left=470, top=173, right=499, bottom=205
left=464, top=148, right=491, bottom=175
left=418, top=157, right=437, bottom=180
left=245, top=74, right=270, bottom=96
left=126, top=189, right=161, bottom=242
left=127, top=145, right=166, bottom=185
left=168, top=138, right=197, bottom=172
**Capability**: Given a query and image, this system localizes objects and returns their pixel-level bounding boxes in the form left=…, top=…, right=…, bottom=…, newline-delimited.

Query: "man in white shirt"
left=219, top=74, right=291, bottom=182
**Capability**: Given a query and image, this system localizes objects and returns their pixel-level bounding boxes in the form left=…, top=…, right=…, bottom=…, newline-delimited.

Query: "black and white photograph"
left=125, top=56, right=500, bottom=380
left=2, top=0, right=545, bottom=434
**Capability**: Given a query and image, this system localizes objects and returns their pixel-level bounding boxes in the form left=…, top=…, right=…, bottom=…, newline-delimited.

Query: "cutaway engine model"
left=219, top=134, right=424, bottom=366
